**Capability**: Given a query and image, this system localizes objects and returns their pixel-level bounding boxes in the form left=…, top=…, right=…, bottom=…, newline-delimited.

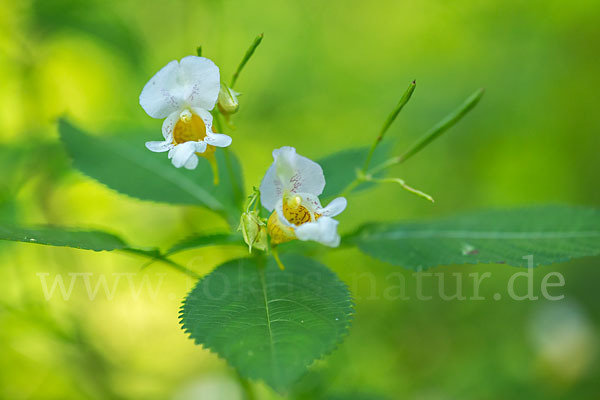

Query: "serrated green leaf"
left=180, top=255, right=354, bottom=393
left=58, top=119, right=244, bottom=219
left=319, top=144, right=390, bottom=200
left=350, top=206, right=600, bottom=270
left=0, top=225, right=126, bottom=252
left=167, top=232, right=245, bottom=255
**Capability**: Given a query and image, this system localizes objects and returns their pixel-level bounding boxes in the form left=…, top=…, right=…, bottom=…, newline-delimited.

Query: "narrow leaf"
left=58, top=119, right=243, bottom=218
left=0, top=225, right=126, bottom=252
left=363, top=80, right=416, bottom=171
left=180, top=255, right=354, bottom=392
left=398, top=88, right=483, bottom=164
left=350, top=206, right=600, bottom=269
left=230, top=33, right=264, bottom=88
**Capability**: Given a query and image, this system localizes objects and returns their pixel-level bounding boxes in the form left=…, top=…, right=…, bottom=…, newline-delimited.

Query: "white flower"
left=259, top=146, right=347, bottom=247
left=139, top=56, right=232, bottom=169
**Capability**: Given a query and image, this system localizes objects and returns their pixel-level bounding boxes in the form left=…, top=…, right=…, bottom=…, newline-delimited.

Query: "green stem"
left=339, top=173, right=362, bottom=198
left=213, top=112, right=244, bottom=209
left=340, top=88, right=483, bottom=198
left=362, top=80, right=416, bottom=172
left=393, top=88, right=484, bottom=165
left=120, top=248, right=201, bottom=280
left=230, top=33, right=264, bottom=89
left=365, top=176, right=434, bottom=202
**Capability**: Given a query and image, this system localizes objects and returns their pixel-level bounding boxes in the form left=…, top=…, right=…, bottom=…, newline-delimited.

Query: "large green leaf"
left=180, top=255, right=354, bottom=393
left=350, top=206, right=600, bottom=270
left=58, top=119, right=244, bottom=218
left=319, top=144, right=390, bottom=199
left=0, top=225, right=126, bottom=252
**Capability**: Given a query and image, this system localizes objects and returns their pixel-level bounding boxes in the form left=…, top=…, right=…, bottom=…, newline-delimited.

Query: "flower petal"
left=195, top=141, right=208, bottom=153
left=320, top=197, right=347, bottom=217
left=294, top=217, right=341, bottom=247
left=205, top=133, right=232, bottom=148
left=191, top=107, right=214, bottom=131
left=145, top=141, right=172, bottom=152
left=170, top=141, right=197, bottom=168
left=259, top=147, right=325, bottom=211
left=184, top=154, right=199, bottom=170
left=139, top=60, right=185, bottom=119
left=180, top=56, right=220, bottom=110
left=161, top=111, right=180, bottom=141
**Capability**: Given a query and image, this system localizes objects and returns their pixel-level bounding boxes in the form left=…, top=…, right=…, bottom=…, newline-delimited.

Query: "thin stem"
left=230, top=33, right=264, bottom=89
left=395, top=88, right=484, bottom=165
left=271, top=247, right=286, bottom=270
left=213, top=112, right=244, bottom=208
left=365, top=176, right=434, bottom=202
left=362, top=80, right=416, bottom=172
left=340, top=88, right=483, bottom=198
left=339, top=172, right=362, bottom=198
left=119, top=248, right=201, bottom=280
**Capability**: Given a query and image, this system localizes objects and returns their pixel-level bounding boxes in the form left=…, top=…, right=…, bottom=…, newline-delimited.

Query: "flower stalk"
left=341, top=87, right=484, bottom=199
left=362, top=80, right=416, bottom=172
left=230, top=33, right=264, bottom=89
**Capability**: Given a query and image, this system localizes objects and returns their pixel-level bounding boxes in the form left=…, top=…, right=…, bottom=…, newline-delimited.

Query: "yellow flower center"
left=172, top=110, right=216, bottom=156
left=267, top=194, right=321, bottom=246
left=282, top=195, right=314, bottom=225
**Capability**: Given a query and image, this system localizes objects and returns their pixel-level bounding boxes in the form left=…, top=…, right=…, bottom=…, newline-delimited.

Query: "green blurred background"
left=1, top=0, right=599, bottom=398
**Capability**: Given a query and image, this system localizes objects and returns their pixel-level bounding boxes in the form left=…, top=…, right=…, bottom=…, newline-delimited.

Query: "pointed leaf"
left=180, top=255, right=354, bottom=392
left=350, top=206, right=600, bottom=269
left=58, top=119, right=243, bottom=217
left=0, top=225, right=126, bottom=252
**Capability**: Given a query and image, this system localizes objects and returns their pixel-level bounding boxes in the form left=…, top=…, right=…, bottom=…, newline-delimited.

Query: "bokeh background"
left=1, top=0, right=599, bottom=399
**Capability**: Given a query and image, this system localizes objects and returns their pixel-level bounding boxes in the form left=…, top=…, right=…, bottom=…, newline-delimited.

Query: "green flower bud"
left=239, top=210, right=267, bottom=253
left=217, top=83, right=240, bottom=115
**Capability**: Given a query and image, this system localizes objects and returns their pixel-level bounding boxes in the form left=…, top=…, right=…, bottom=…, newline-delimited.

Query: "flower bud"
left=239, top=210, right=267, bottom=253
left=217, top=83, right=240, bottom=115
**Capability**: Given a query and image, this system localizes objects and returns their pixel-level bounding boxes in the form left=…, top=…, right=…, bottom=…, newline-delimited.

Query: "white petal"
left=139, top=60, right=185, bottom=118
left=191, top=107, right=214, bottom=131
left=320, top=197, right=347, bottom=217
left=260, top=165, right=283, bottom=211
left=294, top=217, right=341, bottom=247
left=161, top=111, right=180, bottom=141
left=145, top=141, right=172, bottom=152
left=195, top=141, right=208, bottom=153
left=294, top=192, right=322, bottom=214
left=259, top=147, right=325, bottom=211
left=180, top=56, right=220, bottom=110
left=205, top=133, right=232, bottom=148
left=170, top=141, right=197, bottom=168
left=184, top=154, right=199, bottom=170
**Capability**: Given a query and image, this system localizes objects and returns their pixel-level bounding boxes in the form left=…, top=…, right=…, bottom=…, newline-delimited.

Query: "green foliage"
left=31, top=0, right=144, bottom=66
left=230, top=33, right=264, bottom=89
left=319, top=145, right=389, bottom=199
left=0, top=225, right=126, bottom=252
left=350, top=205, right=600, bottom=269
left=58, top=119, right=244, bottom=219
left=180, top=255, right=354, bottom=393
left=167, top=232, right=245, bottom=255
